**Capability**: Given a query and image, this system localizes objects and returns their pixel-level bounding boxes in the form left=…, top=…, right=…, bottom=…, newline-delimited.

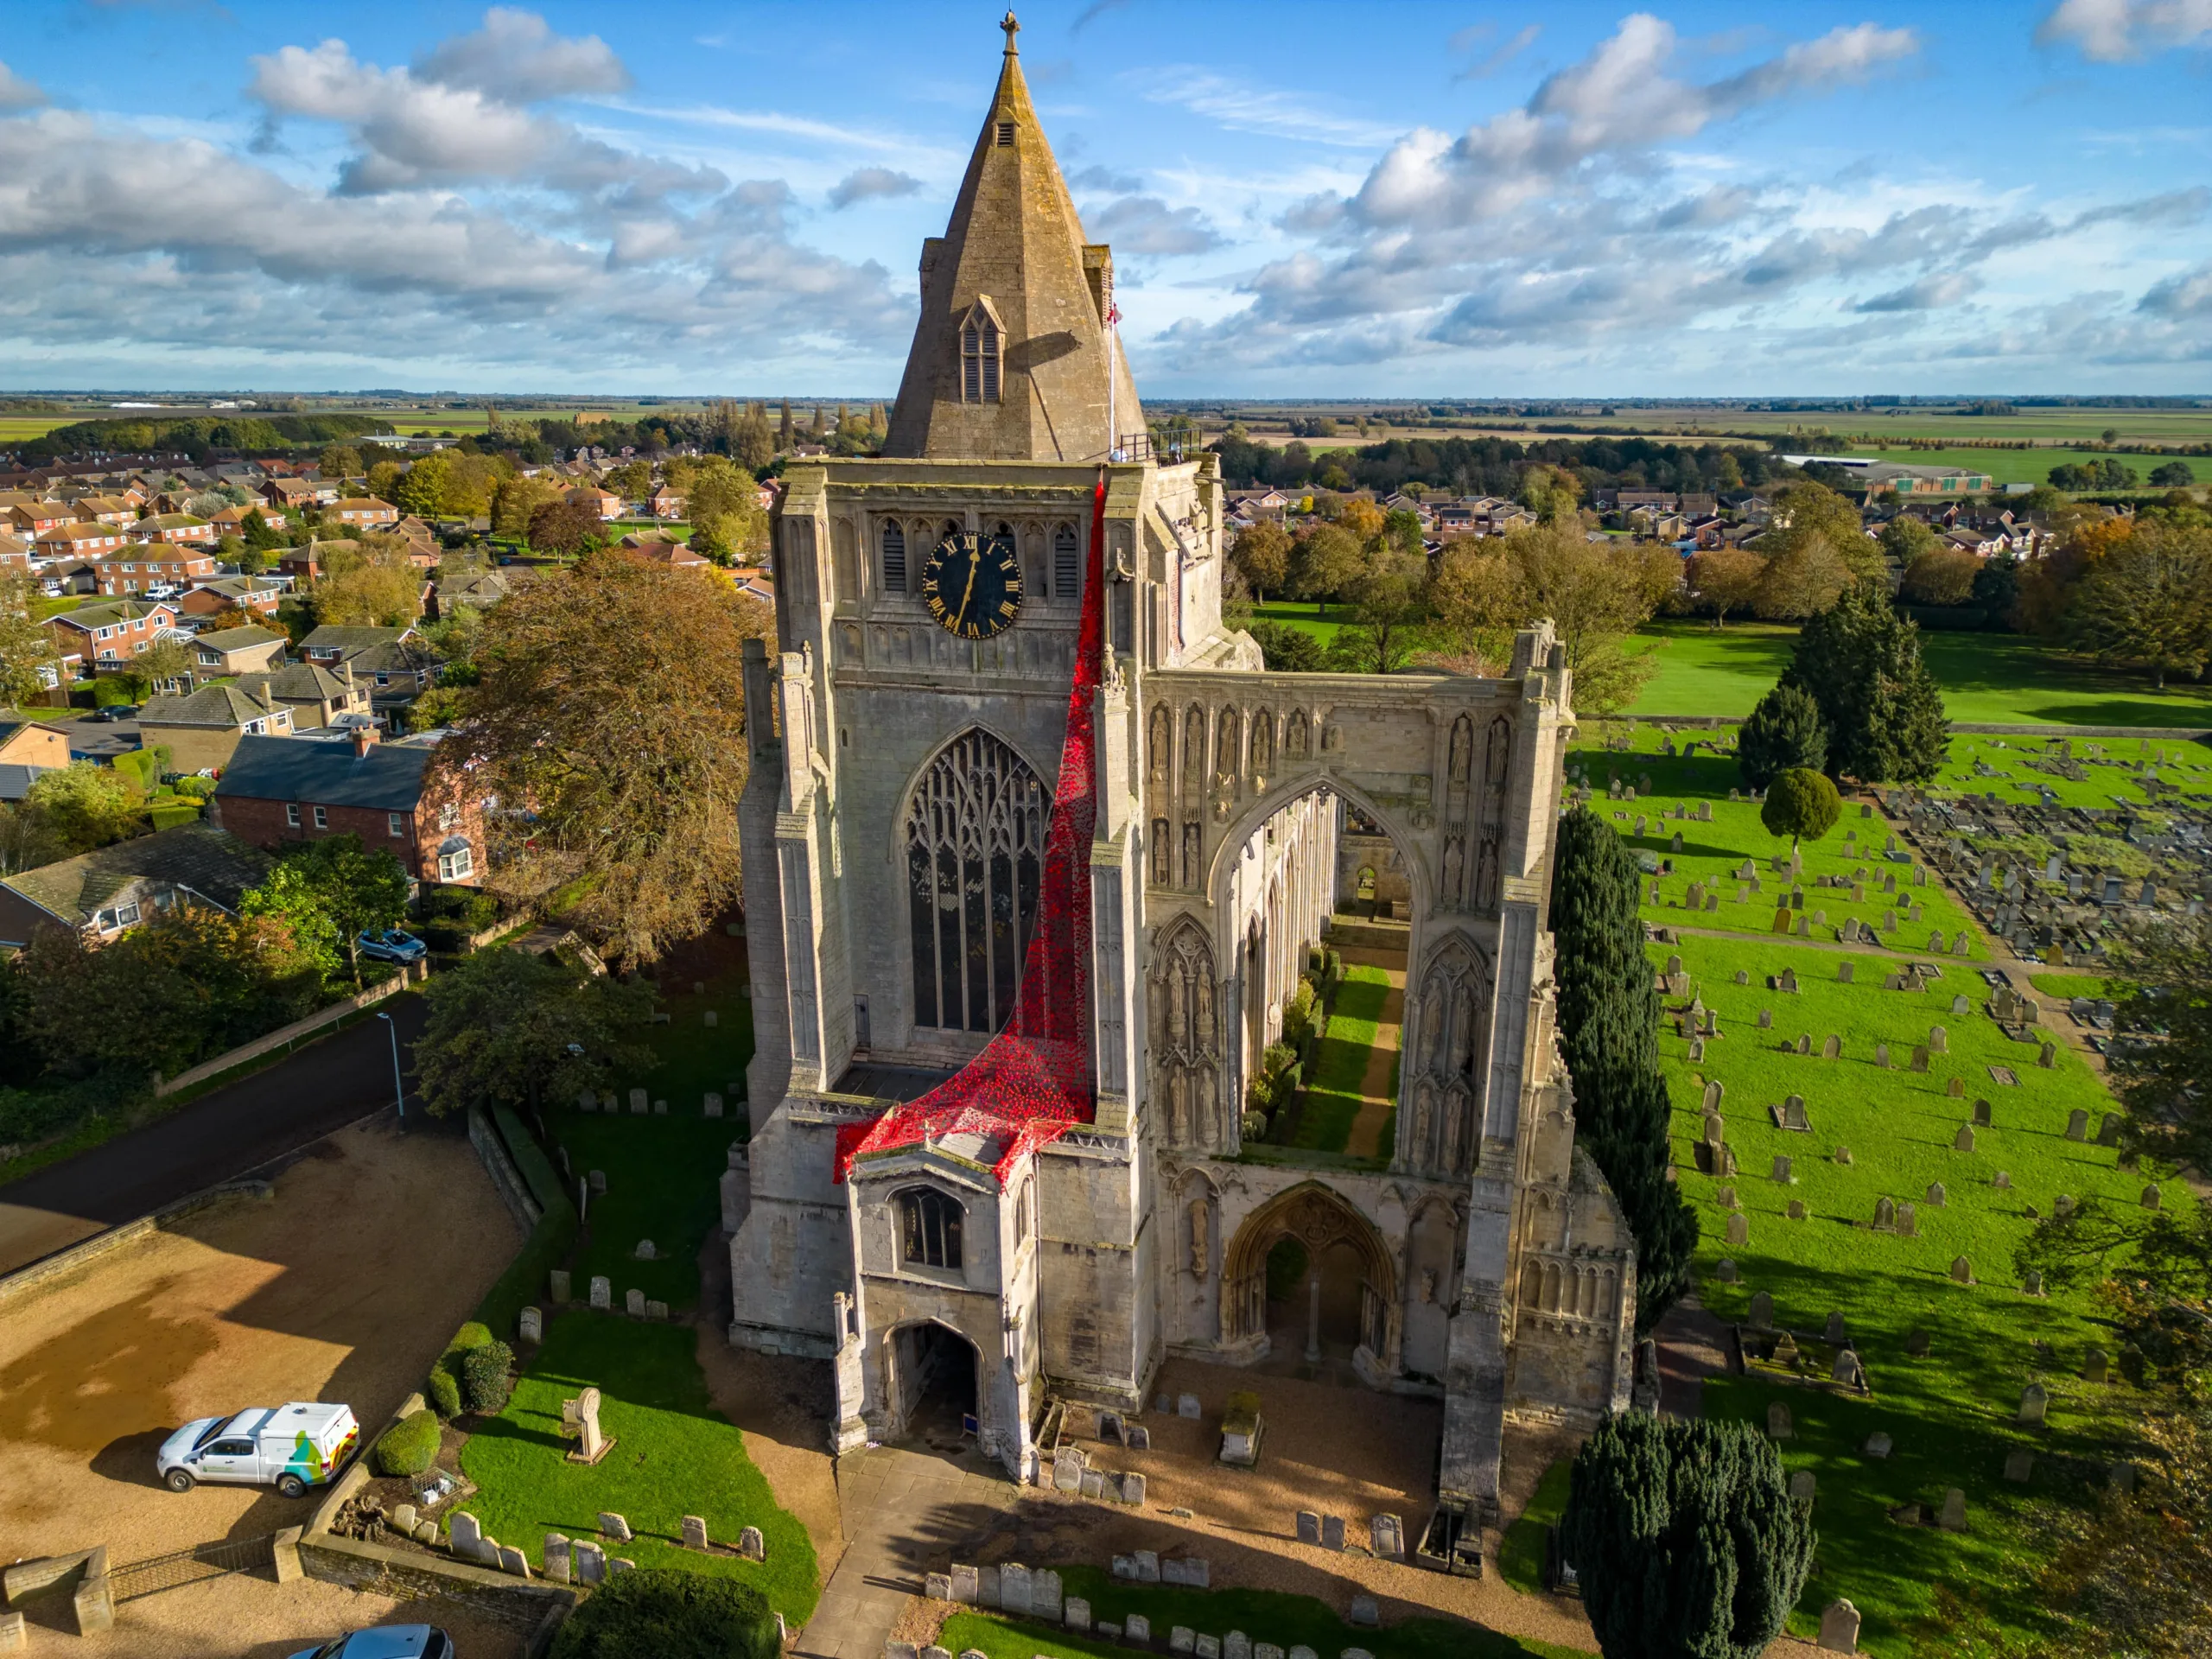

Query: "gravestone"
left=1940, top=1489, right=1967, bottom=1532
left=1718, top=1184, right=1738, bottom=1208
left=1758, top=1009, right=1772, bottom=1029
left=1772, top=1154, right=1794, bottom=1183
left=738, top=1526, right=766, bottom=1560
left=1834, top=1349, right=1864, bottom=1389
left=2039, top=1042, right=2056, bottom=1069
left=2066, top=1109, right=2089, bottom=1142
left=1371, top=1513, right=1404, bottom=1560
left=2084, top=1348, right=2110, bottom=1384
left=1947, top=1077, right=1964, bottom=1097
left=1974, top=1098, right=1993, bottom=1128
left=2055, top=1194, right=2076, bottom=1217
left=589, top=1169, right=607, bottom=1195
left=2142, top=1185, right=2163, bottom=1211
left=1950, top=1255, right=1974, bottom=1286
left=550, top=1269, right=571, bottom=1304
left=588, top=1276, right=611, bottom=1310
left=1178, top=1394, right=1202, bottom=1420
left=1819, top=1599, right=1861, bottom=1654
left=1929, top=1025, right=1948, bottom=1053
left=2099, top=1112, right=2125, bottom=1146
left=1927, top=1181, right=1947, bottom=1207
left=629, top=1089, right=647, bottom=1115
left=625, top=1288, right=646, bottom=1318
left=519, top=1306, right=543, bottom=1343
left=1065, top=1599, right=1091, bottom=1633
left=1701, top=1079, right=1725, bottom=1112
left=1295, top=1511, right=1320, bottom=1545
left=1787, top=1199, right=1807, bottom=1221
left=1838, top=961, right=1853, bottom=985
left=1873, top=1197, right=1896, bottom=1231
left=598, top=1512, right=631, bottom=1542
left=543, top=1534, right=571, bottom=1584
left=1726, top=1213, right=1749, bottom=1246
left=705, top=1092, right=723, bottom=1119
left=1001, top=1564, right=1033, bottom=1616
left=1714, top=1258, right=1738, bottom=1282
left=450, top=1512, right=484, bottom=1558
left=1127, top=1617, right=1152, bottom=1644
left=1955, top=1124, right=1974, bottom=1153
left=2018, top=1382, right=2049, bottom=1426
left=1897, top=1202, right=1919, bottom=1236
left=1322, top=1516, right=1346, bottom=1551
left=1768, top=1402, right=1793, bottom=1439
left=1033, top=1571, right=1064, bottom=1619
left=1821, top=1034, right=1841, bottom=1059
left=1954, top=994, right=1970, bottom=1015
left=2024, top=1271, right=2044, bottom=1296
left=1748, top=1289, right=1773, bottom=1328
left=1875, top=1043, right=1891, bottom=1069
left=1789, top=1470, right=1816, bottom=1502
left=1796, top=1034, right=1812, bottom=1055
left=573, top=1540, right=606, bottom=1585
left=682, top=1516, right=709, bottom=1551
left=2003, top=1449, right=2035, bottom=1484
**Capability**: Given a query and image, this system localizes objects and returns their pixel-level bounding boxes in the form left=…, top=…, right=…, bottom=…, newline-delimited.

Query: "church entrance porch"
left=1221, top=1181, right=1398, bottom=1386
left=882, top=1320, right=982, bottom=1454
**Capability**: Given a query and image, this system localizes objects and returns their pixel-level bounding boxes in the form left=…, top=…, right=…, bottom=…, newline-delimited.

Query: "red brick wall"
left=215, top=786, right=483, bottom=886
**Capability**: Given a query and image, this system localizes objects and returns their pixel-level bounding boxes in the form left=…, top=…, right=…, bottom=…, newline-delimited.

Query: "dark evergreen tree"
left=1549, top=807, right=1699, bottom=1328
left=1735, top=682, right=1826, bottom=789
left=1782, top=583, right=1949, bottom=784
left=1561, top=1414, right=1815, bottom=1659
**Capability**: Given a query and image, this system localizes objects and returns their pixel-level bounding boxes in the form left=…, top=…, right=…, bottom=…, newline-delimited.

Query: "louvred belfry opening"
left=837, top=471, right=1109, bottom=1183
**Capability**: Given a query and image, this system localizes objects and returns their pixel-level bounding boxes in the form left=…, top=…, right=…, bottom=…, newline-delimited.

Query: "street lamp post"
left=377, top=1011, right=405, bottom=1127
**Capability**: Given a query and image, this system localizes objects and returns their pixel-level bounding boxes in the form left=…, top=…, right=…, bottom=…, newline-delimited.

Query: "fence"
left=154, top=969, right=420, bottom=1097
left=111, top=1535, right=277, bottom=1603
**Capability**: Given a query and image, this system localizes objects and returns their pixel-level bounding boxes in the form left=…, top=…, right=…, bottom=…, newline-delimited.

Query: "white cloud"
left=2039, top=0, right=2212, bottom=61
left=0, top=61, right=42, bottom=111
left=1135, top=69, right=1402, bottom=147
left=1083, top=195, right=1224, bottom=257
left=2139, top=259, right=2212, bottom=316
left=828, top=167, right=922, bottom=209
left=1852, top=272, right=1983, bottom=311
left=414, top=7, right=631, bottom=102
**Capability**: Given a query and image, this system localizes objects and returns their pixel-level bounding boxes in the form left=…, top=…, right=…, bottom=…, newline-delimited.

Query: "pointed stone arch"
left=1149, top=915, right=1224, bottom=1153
left=1221, top=1181, right=1401, bottom=1376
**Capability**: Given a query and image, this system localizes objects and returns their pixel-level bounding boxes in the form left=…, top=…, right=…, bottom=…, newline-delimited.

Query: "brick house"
left=261, top=477, right=326, bottom=511
left=9, top=502, right=76, bottom=537
left=191, top=625, right=289, bottom=679
left=0, top=822, right=273, bottom=949
left=131, top=513, right=217, bottom=546
left=261, top=661, right=373, bottom=730
left=178, top=575, right=287, bottom=620
left=34, top=522, right=128, bottom=560
left=72, top=494, right=139, bottom=525
left=73, top=549, right=221, bottom=596
left=46, top=600, right=181, bottom=671
left=138, top=678, right=295, bottom=772
left=213, top=729, right=484, bottom=886
left=566, top=486, right=622, bottom=521
left=330, top=498, right=399, bottom=527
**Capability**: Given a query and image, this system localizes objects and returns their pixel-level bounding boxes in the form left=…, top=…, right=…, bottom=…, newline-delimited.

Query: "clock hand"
left=956, top=545, right=981, bottom=631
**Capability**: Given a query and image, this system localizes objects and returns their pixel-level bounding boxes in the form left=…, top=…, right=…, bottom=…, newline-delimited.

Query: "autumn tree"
left=604, top=460, right=653, bottom=502
left=2063, top=519, right=2212, bottom=690
left=1230, top=522, right=1292, bottom=601
left=1287, top=523, right=1363, bottom=614
left=242, top=834, right=410, bottom=988
left=319, top=443, right=363, bottom=481
left=527, top=499, right=605, bottom=560
left=0, top=573, right=59, bottom=709
left=1687, top=546, right=1763, bottom=627
left=411, top=945, right=657, bottom=1117
left=1428, top=522, right=1671, bottom=713
left=435, top=550, right=776, bottom=965
left=493, top=474, right=562, bottom=538
left=1751, top=535, right=1851, bottom=620
left=1761, top=479, right=1881, bottom=582
left=1324, top=549, right=1429, bottom=675
left=308, top=533, right=423, bottom=627
left=1901, top=545, right=1982, bottom=606
left=112, top=635, right=194, bottom=702
left=685, top=458, right=768, bottom=563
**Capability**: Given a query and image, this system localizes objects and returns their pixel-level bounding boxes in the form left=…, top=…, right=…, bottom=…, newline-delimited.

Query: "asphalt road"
left=0, top=993, right=432, bottom=1278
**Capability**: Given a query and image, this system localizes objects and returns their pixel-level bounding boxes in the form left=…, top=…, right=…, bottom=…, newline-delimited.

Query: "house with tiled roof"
left=190, top=625, right=288, bottom=679
left=177, top=575, right=287, bottom=621
left=33, top=522, right=129, bottom=560
left=330, top=498, right=399, bottom=527
left=0, top=822, right=273, bottom=948
left=73, top=494, right=139, bottom=526
left=214, top=729, right=482, bottom=886
left=259, top=661, right=373, bottom=730
left=130, top=512, right=217, bottom=547
left=137, top=677, right=295, bottom=772
left=45, top=599, right=179, bottom=671
left=71, top=548, right=220, bottom=597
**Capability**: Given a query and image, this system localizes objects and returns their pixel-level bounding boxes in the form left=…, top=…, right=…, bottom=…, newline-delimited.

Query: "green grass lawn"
left=1621, top=620, right=2212, bottom=728
left=1495, top=1459, right=1571, bottom=1596
left=940, top=1566, right=1589, bottom=1659
left=1567, top=729, right=2196, bottom=1654
left=1575, top=741, right=1987, bottom=960
left=1248, top=600, right=1349, bottom=647
left=456, top=1311, right=818, bottom=1621
left=546, top=971, right=754, bottom=1309
left=1287, top=961, right=1391, bottom=1154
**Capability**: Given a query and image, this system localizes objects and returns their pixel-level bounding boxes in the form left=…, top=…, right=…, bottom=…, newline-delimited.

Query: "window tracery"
left=906, top=729, right=1046, bottom=1033
left=899, top=1187, right=964, bottom=1270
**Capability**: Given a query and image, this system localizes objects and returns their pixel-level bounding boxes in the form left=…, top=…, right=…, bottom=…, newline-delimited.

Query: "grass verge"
left=1290, top=963, right=1392, bottom=1154
left=1496, top=1459, right=1570, bottom=1597
left=456, top=1310, right=817, bottom=1623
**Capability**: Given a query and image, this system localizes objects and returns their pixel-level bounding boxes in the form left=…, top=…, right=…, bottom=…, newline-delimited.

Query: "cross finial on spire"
left=1001, top=10, right=1020, bottom=53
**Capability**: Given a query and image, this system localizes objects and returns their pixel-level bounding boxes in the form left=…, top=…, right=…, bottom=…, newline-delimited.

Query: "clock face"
left=921, top=531, right=1024, bottom=640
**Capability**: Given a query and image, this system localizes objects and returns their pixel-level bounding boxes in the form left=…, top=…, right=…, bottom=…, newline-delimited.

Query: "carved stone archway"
left=1221, top=1181, right=1400, bottom=1379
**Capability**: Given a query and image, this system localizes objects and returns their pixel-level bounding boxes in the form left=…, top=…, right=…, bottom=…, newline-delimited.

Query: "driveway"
left=0, top=994, right=429, bottom=1278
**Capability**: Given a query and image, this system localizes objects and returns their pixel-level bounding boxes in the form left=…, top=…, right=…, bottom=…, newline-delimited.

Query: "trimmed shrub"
left=460, top=1339, right=515, bottom=1415
left=426, top=1366, right=462, bottom=1420
left=372, top=1408, right=441, bottom=1478
left=551, top=1568, right=779, bottom=1659
left=1761, top=766, right=1840, bottom=850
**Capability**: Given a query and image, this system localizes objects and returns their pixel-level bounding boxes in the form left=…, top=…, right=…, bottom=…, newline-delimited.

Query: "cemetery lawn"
left=548, top=968, right=754, bottom=1310
left=1922, top=732, right=2212, bottom=813
left=1569, top=727, right=2199, bottom=1654
left=940, top=1573, right=1589, bottom=1659
left=1619, top=620, right=2212, bottom=728
left=457, top=1310, right=818, bottom=1622
left=1287, top=961, right=1393, bottom=1154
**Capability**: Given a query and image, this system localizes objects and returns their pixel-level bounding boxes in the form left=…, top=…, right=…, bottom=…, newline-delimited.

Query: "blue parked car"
left=357, top=928, right=429, bottom=964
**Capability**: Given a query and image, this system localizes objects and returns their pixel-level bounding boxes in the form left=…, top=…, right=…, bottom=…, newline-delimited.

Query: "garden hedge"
left=550, top=1567, right=779, bottom=1659
left=372, top=1409, right=442, bottom=1478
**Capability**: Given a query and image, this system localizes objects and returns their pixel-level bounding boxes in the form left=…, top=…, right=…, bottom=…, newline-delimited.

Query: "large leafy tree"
left=1287, top=523, right=1363, bottom=613
left=2062, top=519, right=2212, bottom=690
left=1229, top=521, right=1292, bottom=601
left=1782, top=583, right=1948, bottom=784
left=412, top=946, right=658, bottom=1117
left=1561, top=1414, right=1815, bottom=1659
left=242, top=834, right=410, bottom=988
left=308, top=533, right=423, bottom=627
left=1686, top=546, right=1763, bottom=628
left=1548, top=806, right=1699, bottom=1326
left=21, top=763, right=143, bottom=855
left=1323, top=549, right=1429, bottom=675
left=435, top=550, right=774, bottom=966
left=0, top=573, right=60, bottom=710
left=1735, top=683, right=1826, bottom=789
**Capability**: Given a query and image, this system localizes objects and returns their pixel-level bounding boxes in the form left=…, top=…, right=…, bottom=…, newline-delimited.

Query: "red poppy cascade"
left=836, top=468, right=1109, bottom=1183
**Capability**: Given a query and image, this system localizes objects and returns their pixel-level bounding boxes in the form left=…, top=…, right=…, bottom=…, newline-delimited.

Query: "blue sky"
left=1, top=1, right=2209, bottom=397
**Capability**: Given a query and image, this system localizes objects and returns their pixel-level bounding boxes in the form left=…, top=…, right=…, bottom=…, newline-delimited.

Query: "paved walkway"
left=793, top=1442, right=1019, bottom=1659
left=0, top=994, right=429, bottom=1276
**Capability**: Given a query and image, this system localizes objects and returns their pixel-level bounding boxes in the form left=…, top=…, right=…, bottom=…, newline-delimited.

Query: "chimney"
left=351, top=724, right=376, bottom=758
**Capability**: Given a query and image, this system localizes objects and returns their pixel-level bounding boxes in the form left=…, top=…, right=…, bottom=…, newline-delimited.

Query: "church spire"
left=881, top=16, right=1143, bottom=461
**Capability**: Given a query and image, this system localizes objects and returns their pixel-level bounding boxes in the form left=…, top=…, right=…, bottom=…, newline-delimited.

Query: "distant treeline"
left=15, top=412, right=395, bottom=463
left=1211, top=432, right=1793, bottom=498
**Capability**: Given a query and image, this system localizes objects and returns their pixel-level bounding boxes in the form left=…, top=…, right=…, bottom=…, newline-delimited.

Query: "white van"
left=158, top=1402, right=360, bottom=1497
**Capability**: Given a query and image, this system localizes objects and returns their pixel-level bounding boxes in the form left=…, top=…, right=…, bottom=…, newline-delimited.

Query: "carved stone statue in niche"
left=1287, top=711, right=1310, bottom=759
left=1149, top=705, right=1171, bottom=781
left=1188, top=1196, right=1210, bottom=1275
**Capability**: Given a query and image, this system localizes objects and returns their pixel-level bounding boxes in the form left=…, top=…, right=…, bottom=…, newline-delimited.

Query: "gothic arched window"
left=880, top=520, right=907, bottom=594
left=907, top=729, right=1046, bottom=1033
left=961, top=300, right=1003, bottom=404
left=899, top=1187, right=964, bottom=1271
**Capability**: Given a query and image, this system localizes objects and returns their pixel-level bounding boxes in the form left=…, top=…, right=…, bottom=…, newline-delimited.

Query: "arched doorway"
left=1222, top=1182, right=1399, bottom=1380
left=885, top=1320, right=980, bottom=1451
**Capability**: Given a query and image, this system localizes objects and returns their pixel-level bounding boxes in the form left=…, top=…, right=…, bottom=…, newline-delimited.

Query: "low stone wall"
left=155, top=971, right=417, bottom=1097
left=467, top=1107, right=543, bottom=1234
left=0, top=1179, right=272, bottom=1310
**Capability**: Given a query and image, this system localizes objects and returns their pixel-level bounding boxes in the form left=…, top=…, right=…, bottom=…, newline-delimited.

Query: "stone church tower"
left=728, top=15, right=1636, bottom=1532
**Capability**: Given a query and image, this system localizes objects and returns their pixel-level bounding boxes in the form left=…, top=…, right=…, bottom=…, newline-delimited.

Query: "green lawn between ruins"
left=1567, top=726, right=2197, bottom=1655
left=938, top=1569, right=1589, bottom=1659
left=456, top=1312, right=820, bottom=1624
